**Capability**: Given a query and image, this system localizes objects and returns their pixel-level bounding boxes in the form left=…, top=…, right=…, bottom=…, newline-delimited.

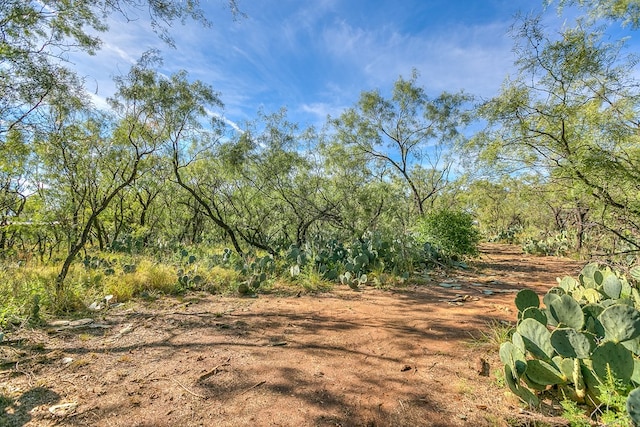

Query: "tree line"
left=1, top=0, right=640, bottom=300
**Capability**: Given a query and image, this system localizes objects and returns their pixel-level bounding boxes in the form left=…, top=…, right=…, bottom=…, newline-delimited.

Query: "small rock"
left=49, top=402, right=77, bottom=417
left=116, top=324, right=134, bottom=336
left=477, top=358, right=490, bottom=376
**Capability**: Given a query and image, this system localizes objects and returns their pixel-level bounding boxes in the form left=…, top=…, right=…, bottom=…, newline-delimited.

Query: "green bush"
left=415, top=208, right=480, bottom=259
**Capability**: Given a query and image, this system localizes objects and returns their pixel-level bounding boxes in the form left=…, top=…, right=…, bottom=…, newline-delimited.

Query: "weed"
left=141, top=260, right=179, bottom=294
left=560, top=397, right=590, bottom=427
left=468, top=319, right=514, bottom=351
left=299, top=267, right=334, bottom=292
left=483, top=413, right=506, bottom=427
left=103, top=273, right=141, bottom=302
left=203, top=266, right=242, bottom=293
left=592, top=368, right=632, bottom=426
left=0, top=393, right=15, bottom=409
left=493, top=368, right=506, bottom=388
left=69, top=359, right=90, bottom=369
left=456, top=379, right=473, bottom=396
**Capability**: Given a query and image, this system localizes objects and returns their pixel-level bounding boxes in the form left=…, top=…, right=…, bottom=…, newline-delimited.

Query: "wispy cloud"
left=320, top=19, right=517, bottom=97
left=62, top=0, right=559, bottom=129
left=207, top=109, right=244, bottom=134
left=300, top=102, right=346, bottom=123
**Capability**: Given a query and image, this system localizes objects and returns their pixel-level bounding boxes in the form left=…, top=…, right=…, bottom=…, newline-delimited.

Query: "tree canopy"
left=1, top=0, right=640, bottom=305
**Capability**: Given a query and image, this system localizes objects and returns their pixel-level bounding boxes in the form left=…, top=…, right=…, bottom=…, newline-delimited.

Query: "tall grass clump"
left=0, top=263, right=88, bottom=326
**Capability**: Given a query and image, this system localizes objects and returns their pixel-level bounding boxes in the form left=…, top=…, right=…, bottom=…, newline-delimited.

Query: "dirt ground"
left=0, top=244, right=583, bottom=427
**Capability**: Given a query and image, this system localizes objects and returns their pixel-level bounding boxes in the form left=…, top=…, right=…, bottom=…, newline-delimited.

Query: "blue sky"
left=71, top=0, right=577, bottom=130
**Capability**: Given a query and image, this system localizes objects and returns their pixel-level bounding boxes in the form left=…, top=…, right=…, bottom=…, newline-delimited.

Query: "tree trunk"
left=172, top=155, right=245, bottom=256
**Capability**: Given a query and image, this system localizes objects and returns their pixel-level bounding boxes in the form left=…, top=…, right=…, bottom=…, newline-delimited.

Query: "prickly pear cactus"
left=627, top=387, right=640, bottom=426
left=548, top=294, right=584, bottom=329
left=515, top=289, right=540, bottom=312
left=501, top=263, right=640, bottom=418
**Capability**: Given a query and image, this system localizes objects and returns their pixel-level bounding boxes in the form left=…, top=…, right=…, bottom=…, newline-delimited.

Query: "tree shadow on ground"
left=0, top=386, right=60, bottom=427
left=0, top=244, right=582, bottom=426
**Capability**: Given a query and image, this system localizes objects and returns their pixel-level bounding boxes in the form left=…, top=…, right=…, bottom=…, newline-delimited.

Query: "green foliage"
left=238, top=255, right=275, bottom=293
left=0, top=265, right=52, bottom=327
left=415, top=208, right=480, bottom=259
left=560, top=396, right=591, bottom=427
left=596, top=368, right=635, bottom=425
left=627, top=387, right=640, bottom=426
left=470, top=319, right=514, bottom=351
left=471, top=11, right=640, bottom=257
left=332, top=71, right=472, bottom=216
left=285, top=232, right=428, bottom=290
left=500, top=263, right=640, bottom=424
left=555, top=0, right=640, bottom=29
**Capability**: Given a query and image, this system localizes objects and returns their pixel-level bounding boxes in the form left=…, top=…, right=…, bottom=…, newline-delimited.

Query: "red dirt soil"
left=0, top=244, right=583, bottom=426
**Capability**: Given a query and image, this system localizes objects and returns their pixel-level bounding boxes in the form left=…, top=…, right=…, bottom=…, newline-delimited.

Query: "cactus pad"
left=550, top=328, right=595, bottom=359
left=548, top=294, right=584, bottom=329
left=592, top=341, right=634, bottom=384
left=517, top=318, right=555, bottom=361
left=515, top=289, right=540, bottom=312
left=599, top=304, right=640, bottom=343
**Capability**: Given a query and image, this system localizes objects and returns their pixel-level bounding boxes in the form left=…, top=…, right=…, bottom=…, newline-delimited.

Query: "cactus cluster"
left=286, top=239, right=347, bottom=282
left=176, top=268, right=203, bottom=288
left=238, top=255, right=274, bottom=293
left=500, top=263, right=640, bottom=424
left=286, top=233, right=406, bottom=288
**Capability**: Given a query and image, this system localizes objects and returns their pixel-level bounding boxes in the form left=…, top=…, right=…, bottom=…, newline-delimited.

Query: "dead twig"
left=14, top=361, right=34, bottom=387
left=171, top=378, right=207, bottom=399
left=239, top=380, right=266, bottom=395
left=198, top=362, right=230, bottom=382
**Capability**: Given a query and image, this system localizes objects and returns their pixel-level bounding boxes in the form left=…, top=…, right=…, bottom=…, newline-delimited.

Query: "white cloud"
left=207, top=109, right=244, bottom=134
left=300, top=102, right=346, bottom=122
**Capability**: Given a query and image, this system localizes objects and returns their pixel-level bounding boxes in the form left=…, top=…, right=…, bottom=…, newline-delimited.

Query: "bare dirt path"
left=0, top=244, right=582, bottom=427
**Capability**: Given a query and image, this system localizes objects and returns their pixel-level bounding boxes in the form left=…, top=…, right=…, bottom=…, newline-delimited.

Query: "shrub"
left=0, top=264, right=76, bottom=325
left=103, top=272, right=143, bottom=302
left=140, top=260, right=179, bottom=294
left=415, top=208, right=480, bottom=259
